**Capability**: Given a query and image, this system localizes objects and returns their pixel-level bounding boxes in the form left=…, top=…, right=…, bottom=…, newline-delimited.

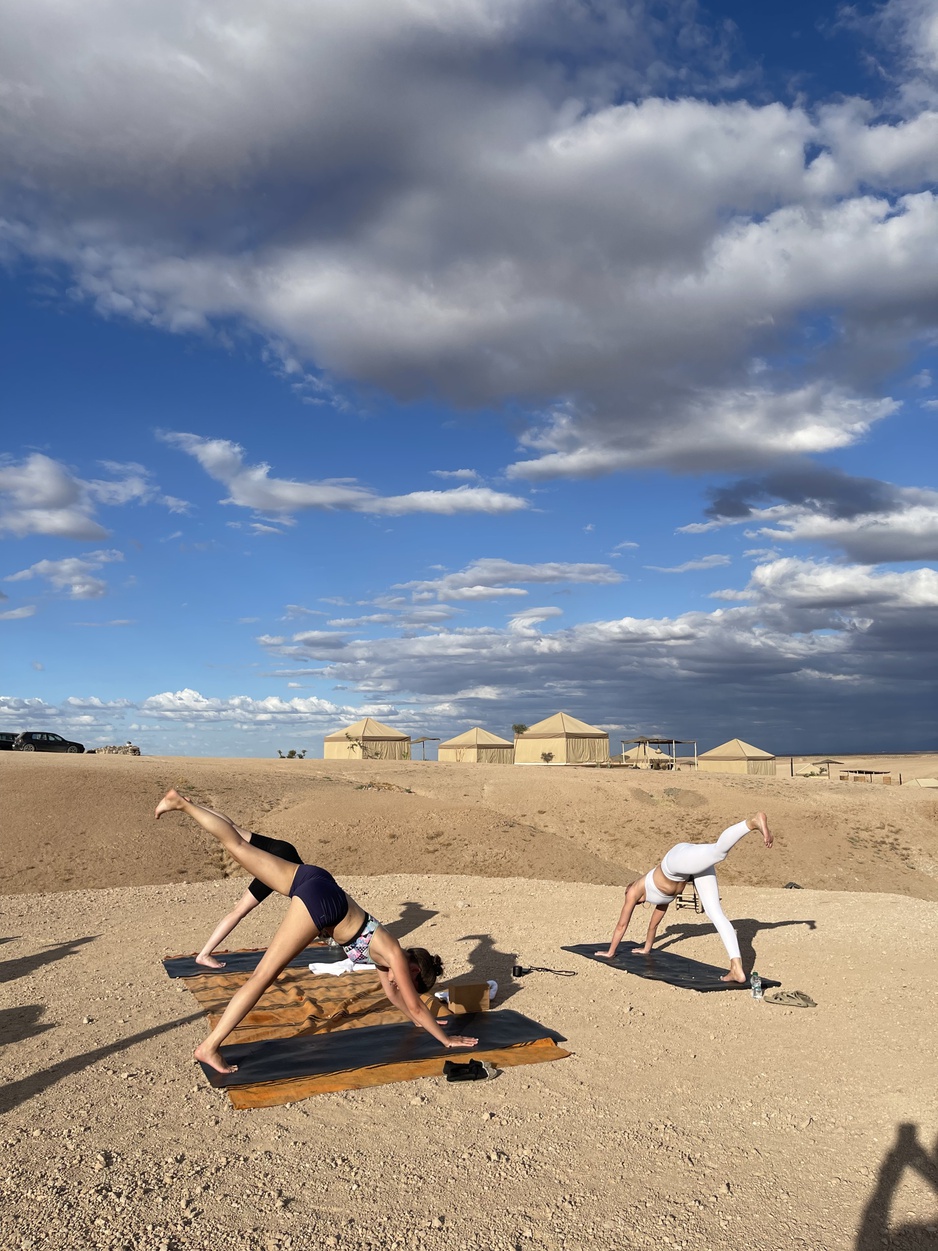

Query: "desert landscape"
left=2, top=751, right=937, bottom=1251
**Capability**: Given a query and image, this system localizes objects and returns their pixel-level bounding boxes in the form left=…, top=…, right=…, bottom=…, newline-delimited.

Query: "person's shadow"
left=456, top=932, right=524, bottom=1004
left=0, top=1012, right=203, bottom=1116
left=856, top=1123, right=938, bottom=1250
left=0, top=936, right=98, bottom=985
left=0, top=1004, right=56, bottom=1047
left=653, top=917, right=816, bottom=972
left=383, top=900, right=438, bottom=941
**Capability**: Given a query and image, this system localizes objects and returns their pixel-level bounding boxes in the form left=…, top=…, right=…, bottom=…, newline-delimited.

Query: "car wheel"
left=22, top=743, right=35, bottom=751
left=67, top=745, right=80, bottom=753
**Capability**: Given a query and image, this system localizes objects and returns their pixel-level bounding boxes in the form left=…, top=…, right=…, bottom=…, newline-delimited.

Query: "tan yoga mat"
left=183, top=963, right=569, bottom=1108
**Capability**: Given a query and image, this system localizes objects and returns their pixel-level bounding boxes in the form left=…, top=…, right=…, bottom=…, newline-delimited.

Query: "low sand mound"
left=2, top=753, right=937, bottom=898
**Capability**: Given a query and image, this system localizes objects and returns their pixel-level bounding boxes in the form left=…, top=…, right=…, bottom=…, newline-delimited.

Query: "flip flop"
left=763, top=989, right=816, bottom=1008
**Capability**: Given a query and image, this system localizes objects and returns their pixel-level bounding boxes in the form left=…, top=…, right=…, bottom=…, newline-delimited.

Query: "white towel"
left=308, top=958, right=375, bottom=976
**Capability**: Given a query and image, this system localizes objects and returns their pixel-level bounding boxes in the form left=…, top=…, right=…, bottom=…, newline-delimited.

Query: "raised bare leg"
left=155, top=789, right=297, bottom=896
left=749, top=811, right=772, bottom=848
left=194, top=897, right=319, bottom=1074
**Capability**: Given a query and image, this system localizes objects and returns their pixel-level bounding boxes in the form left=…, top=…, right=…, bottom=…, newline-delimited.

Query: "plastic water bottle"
left=750, top=972, right=763, bottom=1000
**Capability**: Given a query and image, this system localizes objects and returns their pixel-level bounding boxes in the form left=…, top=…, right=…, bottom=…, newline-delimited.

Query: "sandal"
left=763, top=989, right=816, bottom=1008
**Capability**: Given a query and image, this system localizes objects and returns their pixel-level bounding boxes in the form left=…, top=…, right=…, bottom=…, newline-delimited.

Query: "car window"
left=48, top=734, right=63, bottom=742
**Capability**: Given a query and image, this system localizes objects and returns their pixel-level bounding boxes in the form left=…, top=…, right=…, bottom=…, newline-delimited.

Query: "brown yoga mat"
left=183, top=964, right=569, bottom=1107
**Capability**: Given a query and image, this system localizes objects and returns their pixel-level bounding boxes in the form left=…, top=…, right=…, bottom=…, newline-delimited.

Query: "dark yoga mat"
left=562, top=943, right=781, bottom=993
left=198, top=1008, right=565, bottom=1088
left=163, top=944, right=344, bottom=979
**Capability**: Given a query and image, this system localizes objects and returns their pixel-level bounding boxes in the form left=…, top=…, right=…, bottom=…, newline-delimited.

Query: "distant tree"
left=512, top=723, right=529, bottom=737
left=277, top=749, right=307, bottom=759
left=541, top=751, right=554, bottom=764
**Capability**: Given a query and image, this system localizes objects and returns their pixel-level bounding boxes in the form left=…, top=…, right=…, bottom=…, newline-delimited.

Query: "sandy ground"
left=2, top=754, right=938, bottom=1250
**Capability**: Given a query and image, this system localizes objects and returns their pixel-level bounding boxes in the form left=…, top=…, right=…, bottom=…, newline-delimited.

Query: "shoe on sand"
left=764, top=989, right=816, bottom=1008
left=444, top=1059, right=498, bottom=1082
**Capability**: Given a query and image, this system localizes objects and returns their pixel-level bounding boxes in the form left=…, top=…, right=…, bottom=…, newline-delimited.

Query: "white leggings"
left=659, top=820, right=751, bottom=961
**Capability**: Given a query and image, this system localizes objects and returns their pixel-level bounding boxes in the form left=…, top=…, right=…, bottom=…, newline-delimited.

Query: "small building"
left=697, top=737, right=776, bottom=776
left=323, top=717, right=411, bottom=761
left=438, top=727, right=514, bottom=764
left=514, top=712, right=610, bottom=765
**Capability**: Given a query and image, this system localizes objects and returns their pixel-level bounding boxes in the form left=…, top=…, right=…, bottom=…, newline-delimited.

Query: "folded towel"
left=308, top=957, right=375, bottom=976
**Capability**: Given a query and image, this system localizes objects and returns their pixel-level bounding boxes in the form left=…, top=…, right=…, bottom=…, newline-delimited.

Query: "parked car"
left=13, top=731, right=85, bottom=754
left=0, top=732, right=17, bottom=751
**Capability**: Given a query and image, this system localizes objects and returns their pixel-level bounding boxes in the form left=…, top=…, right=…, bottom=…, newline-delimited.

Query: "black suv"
left=13, top=731, right=85, bottom=754
left=0, top=732, right=16, bottom=751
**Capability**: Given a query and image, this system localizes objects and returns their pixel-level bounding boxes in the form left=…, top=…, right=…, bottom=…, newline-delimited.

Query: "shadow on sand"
left=382, top=900, right=438, bottom=941
left=0, top=1004, right=56, bottom=1048
left=0, top=1013, right=203, bottom=1116
left=653, top=917, right=816, bottom=972
left=456, top=931, right=525, bottom=1005
left=856, top=1123, right=938, bottom=1250
left=0, top=936, right=99, bottom=985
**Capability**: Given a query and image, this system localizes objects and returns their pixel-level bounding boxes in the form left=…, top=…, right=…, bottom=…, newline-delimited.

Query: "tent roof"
left=323, top=716, right=410, bottom=741
left=908, top=777, right=938, bottom=788
left=519, top=711, right=608, bottom=739
left=439, top=727, right=513, bottom=748
left=699, top=737, right=775, bottom=760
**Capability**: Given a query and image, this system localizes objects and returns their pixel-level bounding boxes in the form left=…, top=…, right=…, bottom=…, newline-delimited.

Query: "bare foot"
left=194, top=1042, right=237, bottom=1075
left=155, top=788, right=187, bottom=819
left=636, top=944, right=653, bottom=955
left=195, top=953, right=225, bottom=969
left=754, top=811, right=772, bottom=848
left=721, top=959, right=746, bottom=983
left=594, top=950, right=614, bottom=958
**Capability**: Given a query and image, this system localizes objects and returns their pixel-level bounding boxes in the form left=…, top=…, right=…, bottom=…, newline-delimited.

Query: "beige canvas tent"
left=514, top=712, right=609, bottom=765
left=697, top=737, right=776, bottom=776
left=905, top=777, right=938, bottom=788
left=438, top=727, right=514, bottom=764
left=323, top=717, right=411, bottom=761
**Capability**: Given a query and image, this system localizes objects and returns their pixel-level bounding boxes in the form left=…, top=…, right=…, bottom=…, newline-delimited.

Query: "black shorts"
left=247, top=833, right=303, bottom=903
left=288, top=864, right=348, bottom=933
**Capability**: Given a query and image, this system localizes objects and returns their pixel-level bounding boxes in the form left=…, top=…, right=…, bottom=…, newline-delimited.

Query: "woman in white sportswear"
left=596, top=812, right=772, bottom=982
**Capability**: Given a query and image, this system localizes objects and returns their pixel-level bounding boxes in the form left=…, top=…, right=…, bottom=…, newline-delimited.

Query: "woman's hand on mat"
left=444, top=1036, right=479, bottom=1048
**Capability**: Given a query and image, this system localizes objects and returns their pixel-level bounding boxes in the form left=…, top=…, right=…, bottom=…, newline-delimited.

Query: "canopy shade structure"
left=621, top=742, right=671, bottom=768
left=620, top=736, right=698, bottom=769
left=808, top=759, right=844, bottom=782
left=514, top=712, right=609, bottom=765
left=697, top=737, right=776, bottom=776
left=438, top=727, right=514, bottom=764
left=907, top=777, right=938, bottom=788
left=323, top=717, right=411, bottom=761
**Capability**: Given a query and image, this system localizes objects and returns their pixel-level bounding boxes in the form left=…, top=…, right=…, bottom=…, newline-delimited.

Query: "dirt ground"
left=1, top=753, right=937, bottom=1250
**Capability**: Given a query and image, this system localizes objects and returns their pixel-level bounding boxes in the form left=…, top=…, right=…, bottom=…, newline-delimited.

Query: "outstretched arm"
left=377, top=962, right=478, bottom=1049
left=636, top=904, right=669, bottom=955
left=596, top=882, right=642, bottom=958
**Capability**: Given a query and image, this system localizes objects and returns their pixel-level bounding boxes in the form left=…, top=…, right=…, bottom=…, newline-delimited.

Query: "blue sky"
left=2, top=0, right=937, bottom=757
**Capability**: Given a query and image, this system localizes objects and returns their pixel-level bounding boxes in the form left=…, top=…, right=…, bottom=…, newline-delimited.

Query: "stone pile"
left=97, top=744, right=142, bottom=756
